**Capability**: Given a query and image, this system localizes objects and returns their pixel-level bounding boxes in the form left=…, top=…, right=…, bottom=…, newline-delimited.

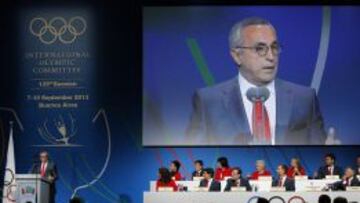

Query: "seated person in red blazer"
left=287, top=158, right=306, bottom=178
left=170, top=160, right=182, bottom=181
left=214, top=157, right=232, bottom=180
left=192, top=160, right=204, bottom=180
left=199, top=168, right=221, bottom=191
left=156, top=167, right=178, bottom=191
left=250, top=160, right=271, bottom=180
left=224, top=167, right=251, bottom=191
left=331, top=167, right=360, bottom=191
left=272, top=164, right=295, bottom=191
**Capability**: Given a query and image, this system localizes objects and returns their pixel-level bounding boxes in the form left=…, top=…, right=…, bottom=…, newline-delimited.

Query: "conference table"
left=144, top=191, right=360, bottom=203
left=149, top=178, right=343, bottom=192
left=146, top=179, right=360, bottom=202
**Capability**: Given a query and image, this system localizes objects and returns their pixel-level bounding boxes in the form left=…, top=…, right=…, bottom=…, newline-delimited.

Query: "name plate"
left=258, top=176, right=272, bottom=181
left=231, top=187, right=246, bottom=192
left=270, top=187, right=286, bottom=192
left=193, top=187, right=208, bottom=192
left=193, top=177, right=204, bottom=181
left=304, top=185, right=322, bottom=192
left=346, top=186, right=360, bottom=191
left=295, top=175, right=308, bottom=181
left=158, top=187, right=174, bottom=192
left=325, top=175, right=340, bottom=180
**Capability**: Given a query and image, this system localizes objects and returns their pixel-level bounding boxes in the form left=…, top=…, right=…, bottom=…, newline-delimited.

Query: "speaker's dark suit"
left=186, top=77, right=326, bottom=145
left=31, top=161, right=58, bottom=203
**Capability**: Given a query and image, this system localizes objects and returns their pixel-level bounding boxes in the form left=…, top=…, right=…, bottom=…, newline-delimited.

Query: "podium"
left=15, top=174, right=50, bottom=203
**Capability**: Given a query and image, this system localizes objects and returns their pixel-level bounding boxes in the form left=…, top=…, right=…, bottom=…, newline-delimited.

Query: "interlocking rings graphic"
left=2, top=168, right=16, bottom=202
left=29, top=16, right=87, bottom=45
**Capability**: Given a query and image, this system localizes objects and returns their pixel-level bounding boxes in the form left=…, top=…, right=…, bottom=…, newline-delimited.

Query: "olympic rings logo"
left=2, top=168, right=16, bottom=202
left=29, top=16, right=87, bottom=45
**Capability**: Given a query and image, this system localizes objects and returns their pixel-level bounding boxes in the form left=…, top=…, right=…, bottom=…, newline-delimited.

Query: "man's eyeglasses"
left=235, top=43, right=282, bottom=57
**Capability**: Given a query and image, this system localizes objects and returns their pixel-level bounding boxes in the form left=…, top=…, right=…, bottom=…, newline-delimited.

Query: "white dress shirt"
left=238, top=72, right=276, bottom=145
left=328, top=165, right=334, bottom=175
left=207, top=178, right=213, bottom=189
left=279, top=176, right=287, bottom=187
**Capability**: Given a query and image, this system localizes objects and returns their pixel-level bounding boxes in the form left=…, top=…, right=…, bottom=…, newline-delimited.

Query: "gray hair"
left=229, top=17, right=276, bottom=49
left=256, top=160, right=266, bottom=166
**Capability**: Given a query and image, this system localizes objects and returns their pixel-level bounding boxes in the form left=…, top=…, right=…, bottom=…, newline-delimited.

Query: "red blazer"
left=172, top=171, right=182, bottom=181
left=287, top=167, right=306, bottom=178
left=156, top=180, right=178, bottom=191
left=250, top=170, right=271, bottom=180
left=215, top=167, right=232, bottom=180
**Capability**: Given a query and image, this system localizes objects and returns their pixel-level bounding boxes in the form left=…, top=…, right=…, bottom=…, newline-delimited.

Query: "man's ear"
left=230, top=49, right=242, bottom=66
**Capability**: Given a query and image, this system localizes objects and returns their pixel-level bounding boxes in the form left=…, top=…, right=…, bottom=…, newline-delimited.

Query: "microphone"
left=246, top=87, right=270, bottom=103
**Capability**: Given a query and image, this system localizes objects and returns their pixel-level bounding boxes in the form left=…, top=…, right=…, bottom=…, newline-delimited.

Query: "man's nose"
left=265, top=47, right=276, bottom=62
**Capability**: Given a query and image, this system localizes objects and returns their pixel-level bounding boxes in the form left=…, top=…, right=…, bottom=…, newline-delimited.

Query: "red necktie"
left=252, top=100, right=271, bottom=142
left=40, top=163, right=46, bottom=177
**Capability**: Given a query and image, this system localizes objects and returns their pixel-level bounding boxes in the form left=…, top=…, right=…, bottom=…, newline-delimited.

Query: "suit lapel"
left=222, top=78, right=251, bottom=138
left=275, top=79, right=293, bottom=143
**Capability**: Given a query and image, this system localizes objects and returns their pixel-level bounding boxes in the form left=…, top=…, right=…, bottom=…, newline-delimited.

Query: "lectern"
left=15, top=174, right=50, bottom=203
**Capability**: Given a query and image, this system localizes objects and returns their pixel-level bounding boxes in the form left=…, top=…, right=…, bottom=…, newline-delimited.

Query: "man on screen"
left=186, top=17, right=326, bottom=145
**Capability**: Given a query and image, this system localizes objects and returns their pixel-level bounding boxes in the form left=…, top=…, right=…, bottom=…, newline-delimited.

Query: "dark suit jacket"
left=31, top=161, right=58, bottom=193
left=31, top=161, right=58, bottom=203
left=272, top=177, right=295, bottom=191
left=224, top=178, right=251, bottom=191
left=332, top=176, right=360, bottom=190
left=199, top=179, right=221, bottom=192
left=186, top=77, right=326, bottom=145
left=192, top=170, right=204, bottom=179
left=317, top=165, right=343, bottom=179
left=355, top=167, right=360, bottom=175
left=31, top=161, right=58, bottom=182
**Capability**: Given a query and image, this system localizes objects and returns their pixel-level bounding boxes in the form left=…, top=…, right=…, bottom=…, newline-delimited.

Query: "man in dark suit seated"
left=186, top=17, right=326, bottom=145
left=199, top=168, right=221, bottom=192
left=272, top=164, right=295, bottom=191
left=224, top=167, right=251, bottom=191
left=355, top=155, right=360, bottom=175
left=31, top=150, right=58, bottom=203
left=192, top=160, right=204, bottom=179
left=331, top=167, right=360, bottom=191
left=316, top=153, right=343, bottom=179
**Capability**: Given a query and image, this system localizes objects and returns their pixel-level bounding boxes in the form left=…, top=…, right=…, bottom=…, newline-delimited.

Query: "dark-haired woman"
left=156, top=167, right=178, bottom=191
left=214, top=157, right=232, bottom=180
